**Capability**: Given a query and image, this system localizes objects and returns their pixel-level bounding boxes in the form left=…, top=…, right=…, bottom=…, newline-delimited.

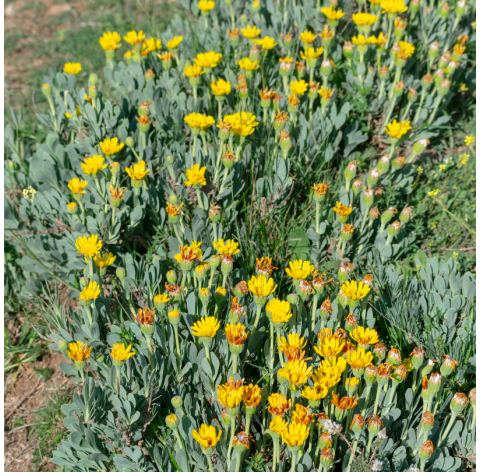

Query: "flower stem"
left=373, top=385, right=382, bottom=415
left=252, top=304, right=263, bottom=334
left=227, top=417, right=236, bottom=469
left=311, top=295, right=319, bottom=331
left=440, top=413, right=456, bottom=443
left=427, top=95, right=443, bottom=125
left=174, top=325, right=181, bottom=357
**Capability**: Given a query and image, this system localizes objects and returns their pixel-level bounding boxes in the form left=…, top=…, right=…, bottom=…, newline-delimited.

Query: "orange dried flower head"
left=330, top=393, right=359, bottom=411
left=291, top=404, right=314, bottom=424
left=132, top=307, right=155, bottom=326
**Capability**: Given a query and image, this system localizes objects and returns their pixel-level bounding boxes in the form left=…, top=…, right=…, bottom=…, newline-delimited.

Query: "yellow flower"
left=124, top=30, right=145, bottom=45
left=81, top=155, right=108, bottom=176
left=111, top=343, right=135, bottom=361
left=402, top=357, right=414, bottom=372
left=184, top=113, right=215, bottom=130
left=380, top=0, right=408, bottom=14
left=278, top=360, right=312, bottom=389
left=397, top=41, right=415, bottom=60
left=281, top=422, right=310, bottom=447
left=99, top=137, right=125, bottom=156
left=321, top=6, right=345, bottom=20
left=191, top=316, right=220, bottom=338
left=154, top=293, right=171, bottom=305
left=217, top=377, right=245, bottom=408
left=225, top=323, right=248, bottom=346
left=125, top=160, right=150, bottom=181
left=285, top=259, right=315, bottom=279
left=99, top=31, right=122, bottom=51
left=459, top=83, right=468, bottom=92
left=80, top=281, right=101, bottom=301
left=428, top=189, right=440, bottom=198
left=300, top=47, right=324, bottom=60
left=439, top=164, right=446, bottom=170
left=93, top=252, right=116, bottom=269
left=75, top=234, right=102, bottom=259
left=346, top=376, right=360, bottom=390
left=67, top=341, right=92, bottom=362
left=192, top=424, right=222, bottom=450
left=167, top=36, right=183, bottom=50
left=194, top=51, right=223, bottom=68
left=63, top=62, right=82, bottom=75
left=314, top=337, right=345, bottom=359
left=174, top=241, right=203, bottom=263
left=243, top=384, right=262, bottom=407
left=341, top=281, right=370, bottom=301
left=350, top=326, right=379, bottom=346
left=347, top=347, right=374, bottom=369
left=352, top=34, right=373, bottom=46
left=184, top=64, right=205, bottom=78
left=299, top=31, right=317, bottom=44
left=168, top=309, right=181, bottom=320
left=301, top=382, right=328, bottom=402
left=141, top=38, right=162, bottom=57
left=318, top=86, right=334, bottom=99
left=370, top=32, right=387, bottom=46
left=314, top=356, right=348, bottom=378
left=465, top=135, right=476, bottom=145
left=223, top=112, right=259, bottom=137
left=332, top=201, right=353, bottom=217
left=211, top=79, right=231, bottom=96
left=289, top=79, right=309, bottom=96
left=184, top=164, right=207, bottom=186
left=254, top=36, right=277, bottom=50
left=248, top=274, right=277, bottom=297
left=68, top=178, right=88, bottom=195
left=198, top=0, right=215, bottom=11
left=352, top=12, right=379, bottom=25
left=268, top=393, right=291, bottom=415
left=270, top=416, right=288, bottom=434
left=241, top=25, right=262, bottom=39
left=384, top=119, right=412, bottom=139
left=266, top=298, right=292, bottom=324
left=238, top=57, right=260, bottom=71
left=213, top=239, right=240, bottom=255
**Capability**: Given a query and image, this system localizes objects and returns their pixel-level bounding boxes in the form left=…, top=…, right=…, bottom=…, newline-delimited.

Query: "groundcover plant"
left=3, top=0, right=476, bottom=470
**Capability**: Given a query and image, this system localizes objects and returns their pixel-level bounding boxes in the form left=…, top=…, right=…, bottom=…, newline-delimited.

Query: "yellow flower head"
left=198, top=0, right=215, bottom=11
left=318, top=86, right=335, bottom=100
left=223, top=112, right=259, bottom=137
left=289, top=79, right=309, bottom=96
left=277, top=333, right=307, bottom=355
left=281, top=422, right=310, bottom=447
left=352, top=34, right=373, bottom=46
left=331, top=393, right=359, bottom=411
left=314, top=356, right=348, bottom=378
left=238, top=57, right=260, bottom=71
left=166, top=202, right=184, bottom=216
left=125, top=160, right=150, bottom=181
left=211, top=79, right=232, bottom=96
left=301, top=382, right=329, bottom=402
left=81, top=155, right=108, bottom=176
left=184, top=113, right=215, bottom=131
left=352, top=13, right=379, bottom=25
left=225, top=323, right=248, bottom=346
left=154, top=293, right=171, bottom=305
left=341, top=281, right=370, bottom=301
left=63, top=63, right=82, bottom=75
left=300, top=31, right=317, bottom=44
left=321, top=6, right=345, bottom=20
left=300, top=47, right=324, bottom=60
left=397, top=41, right=415, bottom=60
left=80, top=282, right=100, bottom=302
left=370, top=32, right=388, bottom=47
left=428, top=189, right=440, bottom=198
left=384, top=119, right=412, bottom=139
left=191, top=316, right=220, bottom=338
left=270, top=416, right=288, bottom=434
left=380, top=0, right=408, bottom=14
left=254, top=36, right=277, bottom=50
left=243, top=384, right=262, bottom=407
left=184, top=164, right=207, bottom=186
left=266, top=298, right=292, bottom=324
left=99, top=137, right=125, bottom=156
left=167, top=36, right=183, bottom=49
left=75, top=234, right=102, bottom=259
left=99, top=31, right=122, bottom=51
left=93, top=252, right=116, bottom=269
left=213, top=239, right=240, bottom=255
left=268, top=393, right=291, bottom=415
left=217, top=377, right=245, bottom=408
left=194, top=51, right=223, bottom=68
left=351, top=326, right=379, bottom=346
left=465, top=135, right=476, bottom=145
left=142, top=38, right=162, bottom=56
left=248, top=274, right=277, bottom=297
left=285, top=259, right=315, bottom=280
left=313, top=336, right=345, bottom=359
left=347, top=347, right=374, bottom=369
left=67, top=341, right=92, bottom=362
left=111, top=343, right=135, bottom=362
left=184, top=64, right=205, bottom=78
left=241, top=25, right=262, bottom=39
left=333, top=201, right=353, bottom=217
left=174, top=241, right=203, bottom=263
left=124, top=30, right=145, bottom=45
left=278, top=360, right=312, bottom=389
left=291, top=404, right=315, bottom=424
left=68, top=178, right=88, bottom=195
left=192, top=424, right=222, bottom=450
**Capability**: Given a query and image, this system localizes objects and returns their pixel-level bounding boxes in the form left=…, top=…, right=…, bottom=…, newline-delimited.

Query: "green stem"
left=205, top=453, right=215, bottom=472
left=361, top=385, right=372, bottom=415
left=269, top=322, right=275, bottom=370
left=427, top=95, right=443, bottom=125
left=232, top=353, right=238, bottom=374
left=174, top=325, right=181, bottom=357
left=174, top=429, right=184, bottom=450
left=192, top=135, right=197, bottom=157
left=252, top=304, right=263, bottom=334
left=219, top=167, right=230, bottom=194
left=196, top=188, right=204, bottom=210
left=311, top=295, right=319, bottom=331
left=414, top=88, right=427, bottom=124
left=227, top=417, right=236, bottom=469
left=290, top=450, right=297, bottom=472
left=440, top=413, right=456, bottom=442
left=373, top=385, right=382, bottom=415
left=346, top=439, right=358, bottom=472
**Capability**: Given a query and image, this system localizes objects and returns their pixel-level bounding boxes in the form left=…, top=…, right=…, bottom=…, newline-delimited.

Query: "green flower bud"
left=57, top=339, right=69, bottom=351
left=116, top=267, right=126, bottom=280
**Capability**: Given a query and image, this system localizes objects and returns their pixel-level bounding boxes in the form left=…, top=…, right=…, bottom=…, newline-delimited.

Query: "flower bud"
left=438, top=78, right=450, bottom=95
left=57, top=339, right=69, bottom=351
left=421, top=74, right=433, bottom=90
left=387, top=221, right=401, bottom=237
left=166, top=413, right=180, bottom=429
left=352, top=179, right=363, bottom=195
left=428, top=372, right=443, bottom=394
left=168, top=309, right=181, bottom=325
left=240, top=14, right=247, bottom=23
left=344, top=160, right=357, bottom=181
left=393, top=80, right=406, bottom=97
left=198, top=287, right=211, bottom=305
left=344, top=313, right=358, bottom=333
left=454, top=0, right=465, bottom=17
left=420, top=412, right=434, bottom=431
left=428, top=41, right=440, bottom=59
left=364, top=365, right=378, bottom=384
left=419, top=440, right=434, bottom=461
left=320, top=59, right=334, bottom=77
left=145, top=68, right=156, bottom=82
left=286, top=293, right=298, bottom=305
left=42, top=83, right=52, bottom=96
left=373, top=344, right=387, bottom=363
left=341, top=224, right=355, bottom=241
left=233, top=281, right=249, bottom=299
left=345, top=376, right=359, bottom=395
left=369, top=207, right=380, bottom=220
left=209, top=203, right=221, bottom=223
left=408, top=87, right=418, bottom=102
left=343, top=42, right=354, bottom=59
left=350, top=414, right=365, bottom=435
left=440, top=2, right=450, bottom=17
left=413, top=138, right=430, bottom=155
left=279, top=130, right=292, bottom=152
left=409, top=0, right=420, bottom=13
left=367, top=415, right=383, bottom=436
left=336, top=289, right=349, bottom=307
left=66, top=202, right=78, bottom=214
left=116, top=267, right=126, bottom=280
left=210, top=255, right=222, bottom=271
left=214, top=286, right=227, bottom=305
left=440, top=355, right=458, bottom=376
left=320, top=448, right=334, bottom=468
left=379, top=65, right=389, bottom=81
left=450, top=392, right=468, bottom=413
